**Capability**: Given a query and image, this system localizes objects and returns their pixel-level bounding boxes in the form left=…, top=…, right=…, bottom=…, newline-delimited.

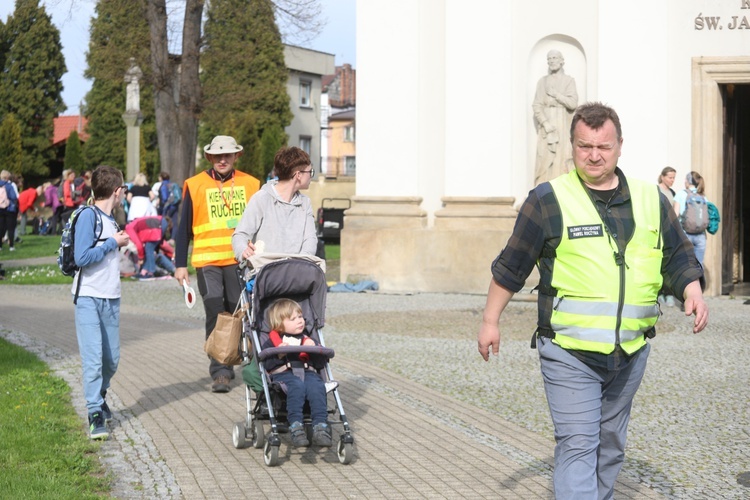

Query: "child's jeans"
left=273, top=370, right=327, bottom=425
left=75, top=296, right=121, bottom=414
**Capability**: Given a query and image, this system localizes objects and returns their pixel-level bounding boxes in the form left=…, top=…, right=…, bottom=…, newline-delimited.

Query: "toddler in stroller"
left=264, top=298, right=332, bottom=447
left=232, top=255, right=354, bottom=466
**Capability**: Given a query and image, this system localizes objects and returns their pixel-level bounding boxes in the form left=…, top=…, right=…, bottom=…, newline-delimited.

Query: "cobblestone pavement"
left=1, top=278, right=749, bottom=499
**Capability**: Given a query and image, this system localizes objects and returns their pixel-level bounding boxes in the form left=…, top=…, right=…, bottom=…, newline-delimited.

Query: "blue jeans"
left=686, top=232, right=706, bottom=266
left=75, top=297, right=121, bottom=414
left=538, top=337, right=650, bottom=500
left=143, top=241, right=175, bottom=274
left=272, top=370, right=327, bottom=425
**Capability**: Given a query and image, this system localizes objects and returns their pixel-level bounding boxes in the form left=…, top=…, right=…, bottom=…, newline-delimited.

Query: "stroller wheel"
left=337, top=440, right=353, bottom=465
left=232, top=422, right=248, bottom=449
left=263, top=440, right=280, bottom=466
left=252, top=419, right=265, bottom=449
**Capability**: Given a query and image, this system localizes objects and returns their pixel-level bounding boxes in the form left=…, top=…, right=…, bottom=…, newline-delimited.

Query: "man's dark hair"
left=274, top=147, right=311, bottom=181
left=92, top=165, right=124, bottom=200
left=570, top=102, right=622, bottom=142
left=160, top=171, right=170, bottom=181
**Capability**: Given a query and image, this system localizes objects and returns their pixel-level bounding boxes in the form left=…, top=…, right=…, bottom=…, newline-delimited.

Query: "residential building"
left=345, top=0, right=750, bottom=296
left=321, top=64, right=356, bottom=177
left=326, top=109, right=356, bottom=178
left=283, top=45, right=335, bottom=172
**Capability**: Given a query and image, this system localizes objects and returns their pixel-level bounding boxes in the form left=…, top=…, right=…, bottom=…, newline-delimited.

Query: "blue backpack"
left=161, top=181, right=182, bottom=207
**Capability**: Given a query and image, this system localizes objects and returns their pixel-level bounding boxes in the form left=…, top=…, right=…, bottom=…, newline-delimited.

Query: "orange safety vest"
left=185, top=170, right=259, bottom=268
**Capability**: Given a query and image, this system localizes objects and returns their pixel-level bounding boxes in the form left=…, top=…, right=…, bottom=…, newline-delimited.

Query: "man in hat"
left=174, top=136, right=261, bottom=393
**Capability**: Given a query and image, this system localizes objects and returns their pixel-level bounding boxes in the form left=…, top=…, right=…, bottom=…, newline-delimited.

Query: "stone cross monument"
left=122, top=58, right=144, bottom=182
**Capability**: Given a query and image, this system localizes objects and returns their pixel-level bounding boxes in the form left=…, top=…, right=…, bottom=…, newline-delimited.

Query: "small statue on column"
left=124, top=57, right=143, bottom=113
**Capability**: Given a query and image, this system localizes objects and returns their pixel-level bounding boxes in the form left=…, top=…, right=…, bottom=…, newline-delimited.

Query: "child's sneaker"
left=89, top=412, right=109, bottom=440
left=289, top=421, right=309, bottom=448
left=101, top=400, right=112, bottom=422
left=312, top=422, right=332, bottom=447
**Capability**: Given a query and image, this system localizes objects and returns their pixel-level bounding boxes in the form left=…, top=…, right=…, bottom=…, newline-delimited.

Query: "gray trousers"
left=196, top=265, right=241, bottom=379
left=537, top=337, right=650, bottom=500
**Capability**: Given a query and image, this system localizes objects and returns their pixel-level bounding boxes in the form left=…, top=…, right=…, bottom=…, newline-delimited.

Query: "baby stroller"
left=231, top=254, right=354, bottom=466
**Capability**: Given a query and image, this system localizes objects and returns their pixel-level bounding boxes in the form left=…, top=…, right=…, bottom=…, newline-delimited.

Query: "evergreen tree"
left=83, top=0, right=158, bottom=180
left=0, top=0, right=66, bottom=177
left=259, top=124, right=287, bottom=179
left=63, top=130, right=84, bottom=174
left=201, top=0, right=292, bottom=179
left=0, top=113, right=24, bottom=176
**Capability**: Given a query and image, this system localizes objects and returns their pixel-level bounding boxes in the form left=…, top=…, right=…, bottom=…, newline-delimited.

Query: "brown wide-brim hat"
left=204, top=136, right=243, bottom=155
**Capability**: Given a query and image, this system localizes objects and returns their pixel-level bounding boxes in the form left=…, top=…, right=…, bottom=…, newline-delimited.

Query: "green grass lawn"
left=0, top=234, right=60, bottom=261
left=0, top=337, right=111, bottom=498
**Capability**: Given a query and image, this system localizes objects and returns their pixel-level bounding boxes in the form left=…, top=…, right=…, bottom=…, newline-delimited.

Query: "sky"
left=0, top=0, right=356, bottom=114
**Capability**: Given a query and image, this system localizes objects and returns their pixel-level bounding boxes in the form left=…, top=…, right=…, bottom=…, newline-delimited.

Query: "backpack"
left=58, top=206, right=105, bottom=303
left=0, top=182, right=9, bottom=209
left=681, top=190, right=709, bottom=234
left=161, top=181, right=182, bottom=207
left=707, top=201, right=720, bottom=235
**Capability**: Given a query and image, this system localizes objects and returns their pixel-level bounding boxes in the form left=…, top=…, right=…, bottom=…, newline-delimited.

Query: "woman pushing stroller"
left=263, top=299, right=332, bottom=447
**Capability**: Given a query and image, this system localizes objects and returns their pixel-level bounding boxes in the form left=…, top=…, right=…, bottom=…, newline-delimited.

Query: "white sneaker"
left=665, top=295, right=675, bottom=307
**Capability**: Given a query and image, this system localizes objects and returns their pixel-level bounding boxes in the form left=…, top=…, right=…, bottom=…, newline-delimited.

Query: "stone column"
left=122, top=58, right=144, bottom=182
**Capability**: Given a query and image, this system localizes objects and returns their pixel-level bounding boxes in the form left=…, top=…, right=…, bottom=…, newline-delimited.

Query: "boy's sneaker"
left=289, top=421, right=309, bottom=448
left=101, top=400, right=112, bottom=422
left=312, top=422, right=332, bottom=447
left=89, top=412, right=109, bottom=440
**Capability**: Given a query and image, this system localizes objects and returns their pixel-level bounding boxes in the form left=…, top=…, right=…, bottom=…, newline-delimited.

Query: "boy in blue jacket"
left=73, top=165, right=130, bottom=439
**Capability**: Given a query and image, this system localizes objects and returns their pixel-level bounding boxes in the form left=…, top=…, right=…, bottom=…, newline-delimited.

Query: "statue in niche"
left=532, top=50, right=578, bottom=185
left=124, top=58, right=143, bottom=113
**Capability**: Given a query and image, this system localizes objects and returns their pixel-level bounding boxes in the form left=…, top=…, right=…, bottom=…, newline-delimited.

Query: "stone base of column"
left=340, top=196, right=538, bottom=293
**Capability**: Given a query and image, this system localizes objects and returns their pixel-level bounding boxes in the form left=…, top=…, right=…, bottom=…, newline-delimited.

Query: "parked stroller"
left=231, top=254, right=354, bottom=466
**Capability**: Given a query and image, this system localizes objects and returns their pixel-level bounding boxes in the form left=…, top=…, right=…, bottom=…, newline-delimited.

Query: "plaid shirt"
left=491, top=168, right=703, bottom=362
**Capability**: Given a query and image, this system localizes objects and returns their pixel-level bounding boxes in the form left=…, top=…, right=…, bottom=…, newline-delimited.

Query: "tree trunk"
left=145, top=0, right=204, bottom=187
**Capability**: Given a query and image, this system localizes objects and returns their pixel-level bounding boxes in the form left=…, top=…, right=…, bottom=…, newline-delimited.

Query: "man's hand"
left=174, top=267, right=189, bottom=286
left=478, top=323, right=501, bottom=361
left=683, top=280, right=708, bottom=333
left=684, top=296, right=709, bottom=333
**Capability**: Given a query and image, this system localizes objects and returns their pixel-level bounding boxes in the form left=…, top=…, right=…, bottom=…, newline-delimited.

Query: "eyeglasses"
left=298, top=167, right=315, bottom=178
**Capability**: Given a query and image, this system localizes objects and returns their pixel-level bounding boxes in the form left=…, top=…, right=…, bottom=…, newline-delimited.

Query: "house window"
left=344, top=125, right=355, bottom=142
left=345, top=156, right=356, bottom=176
left=300, top=136, right=311, bottom=155
left=299, top=80, right=311, bottom=108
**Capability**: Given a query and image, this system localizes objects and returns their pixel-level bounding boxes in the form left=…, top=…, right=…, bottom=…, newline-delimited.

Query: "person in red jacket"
left=17, top=184, right=41, bottom=236
left=125, top=216, right=175, bottom=280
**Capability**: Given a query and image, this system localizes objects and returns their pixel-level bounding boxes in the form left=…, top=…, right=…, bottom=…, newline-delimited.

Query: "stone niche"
left=340, top=196, right=539, bottom=293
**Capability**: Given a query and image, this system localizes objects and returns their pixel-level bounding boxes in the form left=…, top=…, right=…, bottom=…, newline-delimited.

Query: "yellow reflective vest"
left=547, top=170, right=663, bottom=354
left=185, top=170, right=260, bottom=268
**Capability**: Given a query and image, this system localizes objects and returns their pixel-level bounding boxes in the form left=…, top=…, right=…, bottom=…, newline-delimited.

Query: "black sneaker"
left=312, top=422, right=332, bottom=447
left=89, top=412, right=109, bottom=440
left=101, top=400, right=112, bottom=422
left=290, top=421, right=309, bottom=448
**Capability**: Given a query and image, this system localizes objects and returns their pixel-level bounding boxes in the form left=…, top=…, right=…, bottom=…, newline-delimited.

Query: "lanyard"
left=210, top=169, right=235, bottom=211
